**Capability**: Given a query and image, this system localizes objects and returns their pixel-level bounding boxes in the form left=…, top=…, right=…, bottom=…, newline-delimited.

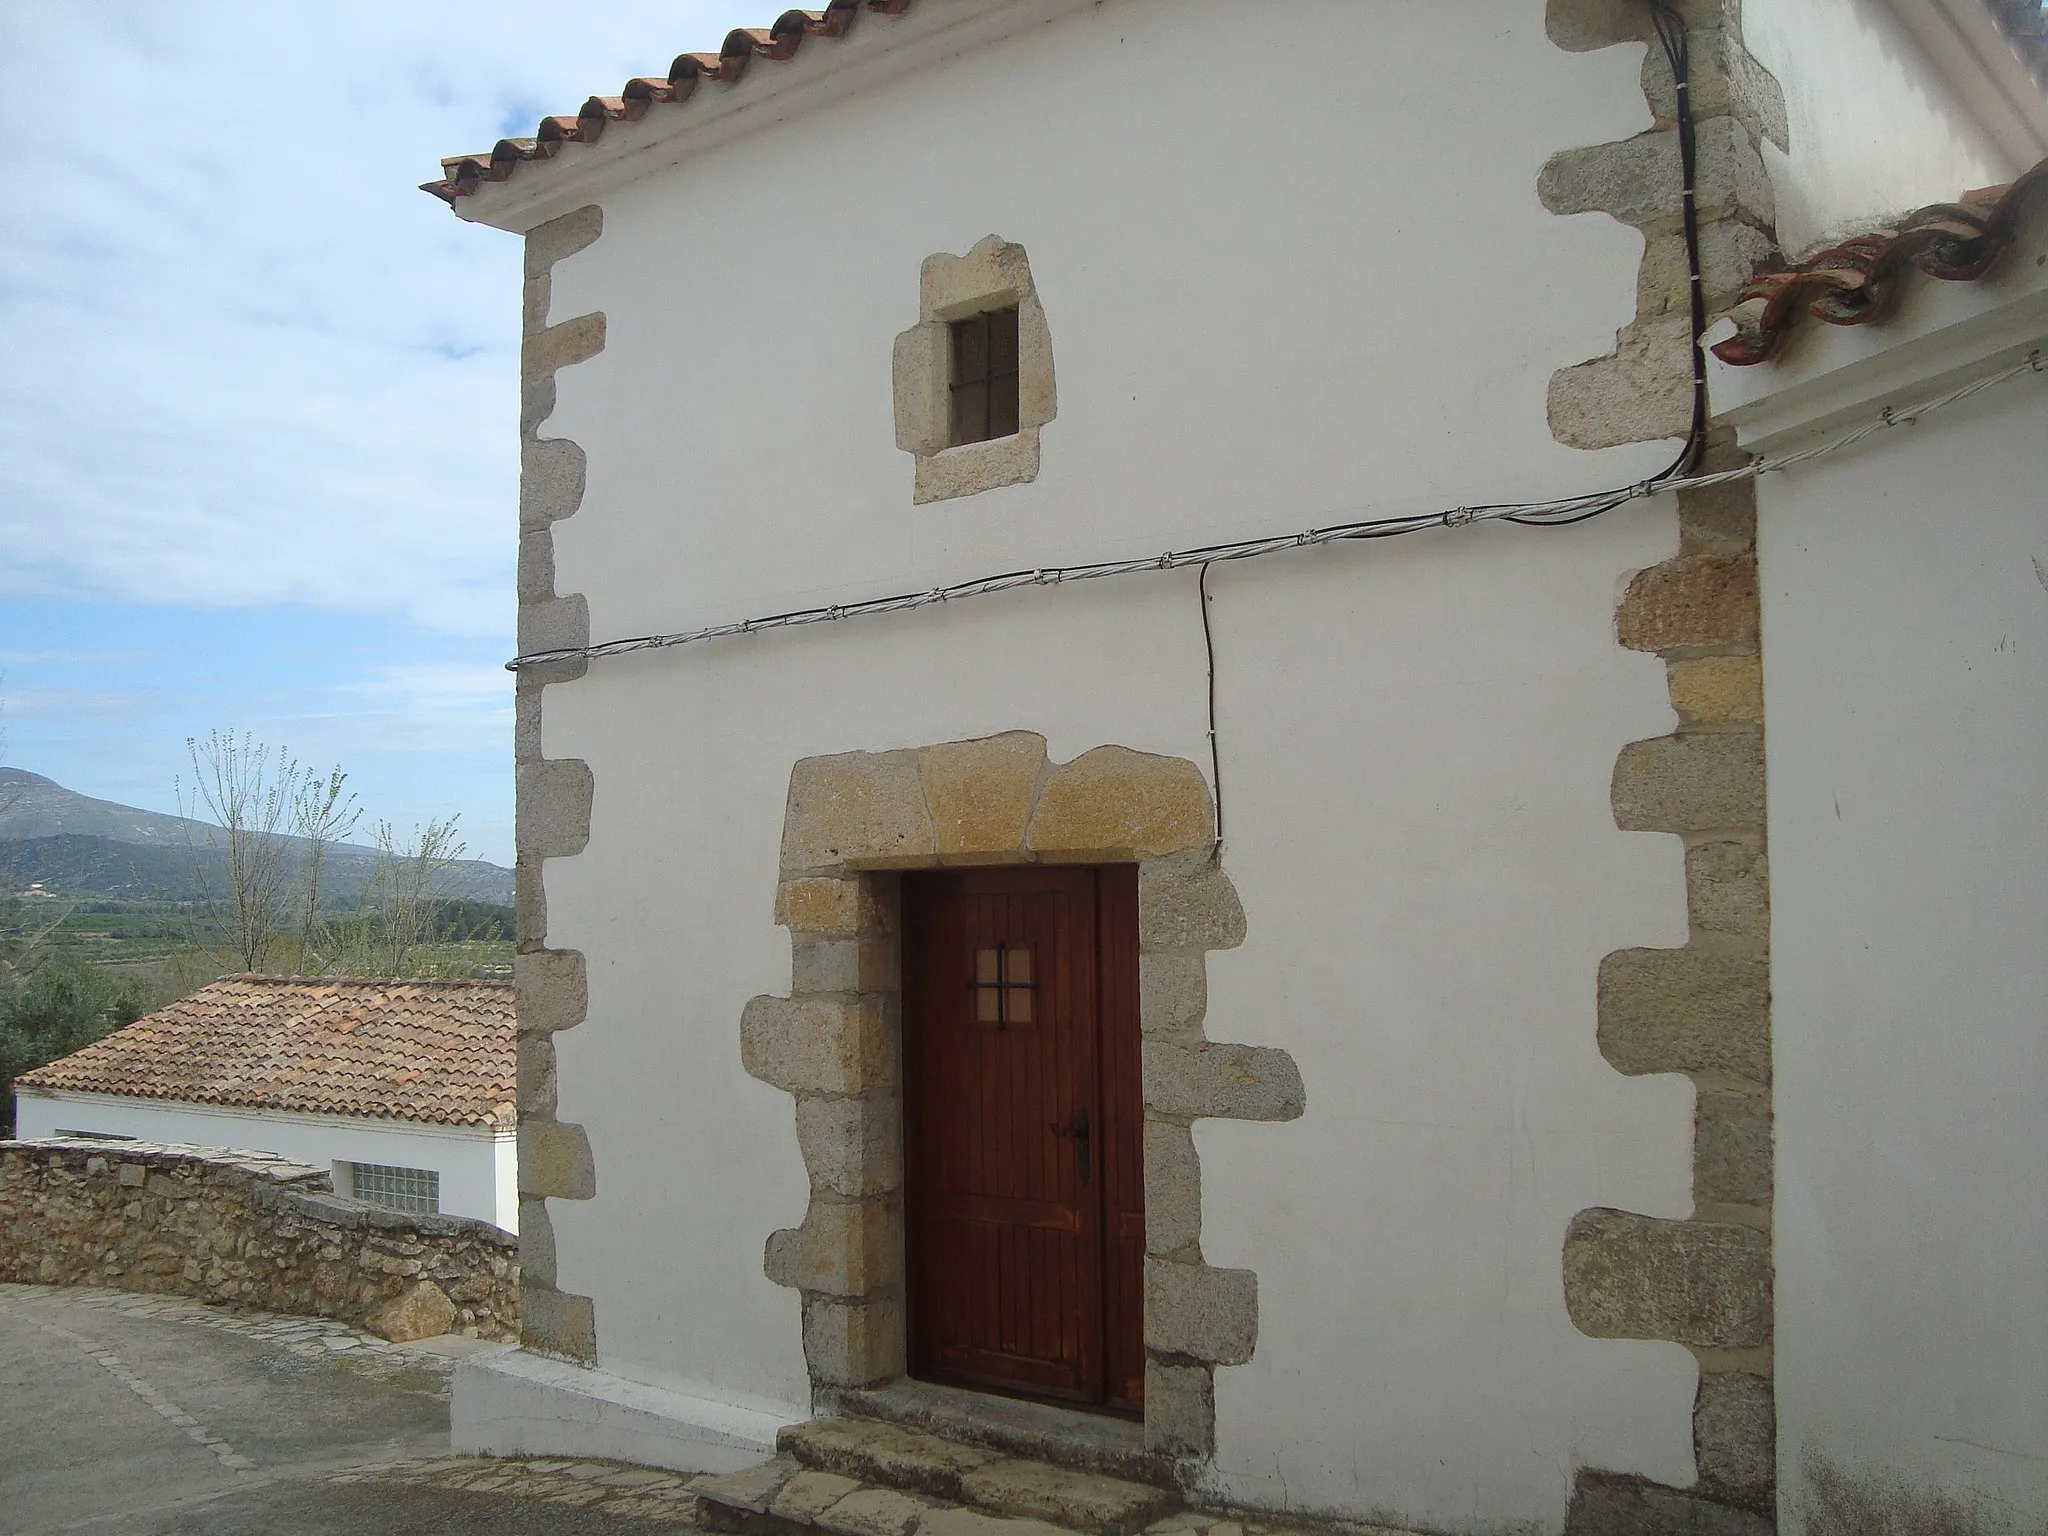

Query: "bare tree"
left=290, top=766, right=360, bottom=972
left=356, top=816, right=466, bottom=977
left=176, top=731, right=310, bottom=974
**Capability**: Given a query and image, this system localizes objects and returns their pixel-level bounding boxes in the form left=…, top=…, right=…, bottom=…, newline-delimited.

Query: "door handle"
left=1049, top=1108, right=1092, bottom=1185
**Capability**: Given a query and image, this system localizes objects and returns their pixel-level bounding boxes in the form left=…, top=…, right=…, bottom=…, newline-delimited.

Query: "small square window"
left=970, top=943, right=1034, bottom=1027
left=949, top=307, right=1021, bottom=447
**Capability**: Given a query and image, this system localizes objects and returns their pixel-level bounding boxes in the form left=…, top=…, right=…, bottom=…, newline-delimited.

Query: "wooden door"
left=903, top=866, right=1144, bottom=1413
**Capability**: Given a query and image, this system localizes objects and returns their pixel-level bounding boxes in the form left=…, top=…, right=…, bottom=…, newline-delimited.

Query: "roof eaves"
left=422, top=1, right=912, bottom=208
left=1710, top=155, right=2048, bottom=365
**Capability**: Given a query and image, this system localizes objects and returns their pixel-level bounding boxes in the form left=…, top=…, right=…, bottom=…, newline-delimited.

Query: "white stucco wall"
left=11, top=1090, right=518, bottom=1232
left=1747, top=354, right=2048, bottom=1525
left=1741, top=0, right=2019, bottom=254
left=511, top=3, right=1717, bottom=1530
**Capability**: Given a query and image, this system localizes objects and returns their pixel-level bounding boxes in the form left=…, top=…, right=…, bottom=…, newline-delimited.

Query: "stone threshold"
left=692, top=1418, right=1435, bottom=1536
left=696, top=1416, right=1179, bottom=1536
left=821, top=1380, right=1169, bottom=1487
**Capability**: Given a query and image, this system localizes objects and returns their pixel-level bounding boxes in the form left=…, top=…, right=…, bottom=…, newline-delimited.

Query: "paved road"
left=0, top=1283, right=702, bottom=1534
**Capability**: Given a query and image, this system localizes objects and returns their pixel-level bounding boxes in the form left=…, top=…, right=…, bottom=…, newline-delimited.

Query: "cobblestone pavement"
left=0, top=1281, right=702, bottom=1533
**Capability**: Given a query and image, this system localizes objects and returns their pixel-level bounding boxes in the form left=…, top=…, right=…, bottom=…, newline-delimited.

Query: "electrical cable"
left=505, top=346, right=2042, bottom=673
left=1505, top=0, right=1704, bottom=527
left=1197, top=562, right=1222, bottom=860
left=505, top=2, right=2042, bottom=679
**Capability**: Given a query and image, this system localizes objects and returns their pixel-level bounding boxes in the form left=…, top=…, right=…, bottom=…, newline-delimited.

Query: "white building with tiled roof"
left=10, top=976, right=517, bottom=1231
left=426, top=2, right=2045, bottom=1531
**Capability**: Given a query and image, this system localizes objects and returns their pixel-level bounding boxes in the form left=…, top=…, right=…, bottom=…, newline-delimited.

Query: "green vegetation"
left=0, top=954, right=153, bottom=1136
left=0, top=890, right=515, bottom=1135
left=0, top=732, right=514, bottom=1126
left=0, top=894, right=513, bottom=973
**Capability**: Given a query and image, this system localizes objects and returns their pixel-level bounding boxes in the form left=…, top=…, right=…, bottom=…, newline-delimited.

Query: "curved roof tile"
left=1711, top=156, right=2048, bottom=366
left=422, top=0, right=913, bottom=206
left=14, top=975, right=517, bottom=1129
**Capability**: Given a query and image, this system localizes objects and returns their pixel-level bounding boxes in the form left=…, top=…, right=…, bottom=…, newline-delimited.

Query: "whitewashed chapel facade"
left=425, top=3, right=2048, bottom=1532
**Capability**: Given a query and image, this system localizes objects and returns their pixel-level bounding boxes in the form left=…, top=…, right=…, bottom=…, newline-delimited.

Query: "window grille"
left=971, top=943, right=1034, bottom=1027
left=948, top=306, right=1021, bottom=446
left=348, top=1162, right=440, bottom=1215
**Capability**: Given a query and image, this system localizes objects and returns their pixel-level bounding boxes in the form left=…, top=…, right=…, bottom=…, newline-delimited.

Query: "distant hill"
left=0, top=768, right=514, bottom=905
left=0, top=834, right=203, bottom=898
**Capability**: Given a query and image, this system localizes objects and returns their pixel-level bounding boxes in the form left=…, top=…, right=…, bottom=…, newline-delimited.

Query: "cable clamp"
left=1443, top=506, right=1475, bottom=526
left=2028, top=349, right=2044, bottom=373
left=1157, top=553, right=1175, bottom=569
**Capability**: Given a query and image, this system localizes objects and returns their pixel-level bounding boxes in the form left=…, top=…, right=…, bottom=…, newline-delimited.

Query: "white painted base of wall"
left=452, top=1349, right=789, bottom=1474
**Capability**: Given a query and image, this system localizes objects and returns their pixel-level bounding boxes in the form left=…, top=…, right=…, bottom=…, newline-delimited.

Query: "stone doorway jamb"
left=741, top=732, right=1305, bottom=1462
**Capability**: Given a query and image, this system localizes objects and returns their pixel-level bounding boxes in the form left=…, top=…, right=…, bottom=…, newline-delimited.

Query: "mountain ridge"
left=0, top=767, right=513, bottom=905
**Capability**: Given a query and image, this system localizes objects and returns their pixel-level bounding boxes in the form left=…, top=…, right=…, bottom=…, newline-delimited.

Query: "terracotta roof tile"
left=423, top=1, right=913, bottom=206
left=13, top=976, right=517, bottom=1129
left=1711, top=155, right=2048, bottom=366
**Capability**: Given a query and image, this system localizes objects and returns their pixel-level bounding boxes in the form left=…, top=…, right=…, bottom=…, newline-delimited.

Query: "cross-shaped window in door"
left=971, top=944, right=1033, bottom=1027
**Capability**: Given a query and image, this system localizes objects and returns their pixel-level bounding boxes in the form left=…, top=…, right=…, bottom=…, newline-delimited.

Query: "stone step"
left=822, top=1380, right=1171, bottom=1487
left=694, top=1418, right=1179, bottom=1536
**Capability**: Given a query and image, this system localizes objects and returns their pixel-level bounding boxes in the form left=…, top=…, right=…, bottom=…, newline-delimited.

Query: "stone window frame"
left=741, top=732, right=1304, bottom=1461
left=893, top=238, right=1056, bottom=504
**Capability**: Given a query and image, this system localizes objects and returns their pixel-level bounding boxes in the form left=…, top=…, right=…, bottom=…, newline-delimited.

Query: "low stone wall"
left=0, top=1138, right=518, bottom=1341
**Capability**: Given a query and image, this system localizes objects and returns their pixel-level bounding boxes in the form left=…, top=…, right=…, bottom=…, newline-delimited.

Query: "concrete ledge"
left=453, top=1347, right=794, bottom=1475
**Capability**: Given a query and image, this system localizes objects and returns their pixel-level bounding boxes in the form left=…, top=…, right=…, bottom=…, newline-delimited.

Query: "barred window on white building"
left=347, top=1162, right=440, bottom=1215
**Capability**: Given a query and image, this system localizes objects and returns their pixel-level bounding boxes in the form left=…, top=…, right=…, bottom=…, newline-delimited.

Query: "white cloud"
left=0, top=651, right=156, bottom=665
left=338, top=662, right=514, bottom=714
left=0, top=685, right=151, bottom=720
left=0, top=0, right=769, bottom=639
left=314, top=662, right=515, bottom=755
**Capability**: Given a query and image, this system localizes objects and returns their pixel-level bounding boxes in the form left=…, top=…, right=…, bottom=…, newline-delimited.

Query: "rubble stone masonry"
left=0, top=1138, right=518, bottom=1341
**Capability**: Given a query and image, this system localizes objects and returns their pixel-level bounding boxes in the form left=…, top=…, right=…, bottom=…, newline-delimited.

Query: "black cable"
left=507, top=1, right=1723, bottom=674
left=1658, top=0, right=1711, bottom=471
left=1179, top=3, right=1705, bottom=869
left=1505, top=0, right=1709, bottom=524
left=1197, top=561, right=1223, bottom=859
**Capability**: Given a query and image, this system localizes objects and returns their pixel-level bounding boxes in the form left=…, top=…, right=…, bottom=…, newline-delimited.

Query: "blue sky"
left=0, top=1, right=766, bottom=866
